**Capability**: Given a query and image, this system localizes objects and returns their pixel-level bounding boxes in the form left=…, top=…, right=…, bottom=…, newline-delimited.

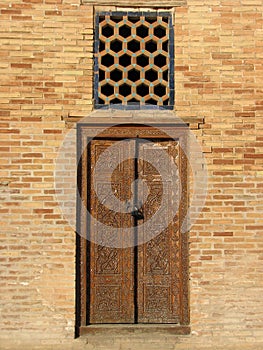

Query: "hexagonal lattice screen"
left=94, top=12, right=174, bottom=108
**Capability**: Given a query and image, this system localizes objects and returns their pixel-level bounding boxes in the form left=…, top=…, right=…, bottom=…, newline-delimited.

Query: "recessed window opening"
left=94, top=11, right=174, bottom=109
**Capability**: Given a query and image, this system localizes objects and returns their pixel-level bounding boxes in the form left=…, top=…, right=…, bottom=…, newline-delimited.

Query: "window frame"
left=93, top=11, right=175, bottom=110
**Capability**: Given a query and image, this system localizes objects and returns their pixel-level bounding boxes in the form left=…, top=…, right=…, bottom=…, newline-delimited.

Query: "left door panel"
left=89, top=139, right=135, bottom=323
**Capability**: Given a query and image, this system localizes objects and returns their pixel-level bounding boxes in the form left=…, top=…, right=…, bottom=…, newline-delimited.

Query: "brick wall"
left=0, top=0, right=93, bottom=342
left=0, top=0, right=263, bottom=346
left=174, top=2, right=263, bottom=343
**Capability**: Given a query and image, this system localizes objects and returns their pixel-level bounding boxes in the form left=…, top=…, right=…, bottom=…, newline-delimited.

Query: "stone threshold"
left=79, top=324, right=191, bottom=335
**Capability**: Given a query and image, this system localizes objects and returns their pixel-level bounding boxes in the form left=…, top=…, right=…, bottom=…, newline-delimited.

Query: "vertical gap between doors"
left=133, top=139, right=139, bottom=324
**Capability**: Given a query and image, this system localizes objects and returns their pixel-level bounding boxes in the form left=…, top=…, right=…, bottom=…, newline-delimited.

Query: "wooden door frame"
left=75, top=123, right=190, bottom=336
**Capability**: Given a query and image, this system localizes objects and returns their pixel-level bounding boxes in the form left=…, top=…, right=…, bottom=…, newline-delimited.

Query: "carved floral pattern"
left=95, top=286, right=120, bottom=311
left=145, top=286, right=169, bottom=311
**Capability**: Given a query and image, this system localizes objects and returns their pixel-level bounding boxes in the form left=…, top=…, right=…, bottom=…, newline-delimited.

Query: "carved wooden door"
left=88, top=138, right=184, bottom=324
left=136, top=140, right=181, bottom=323
left=89, top=139, right=135, bottom=323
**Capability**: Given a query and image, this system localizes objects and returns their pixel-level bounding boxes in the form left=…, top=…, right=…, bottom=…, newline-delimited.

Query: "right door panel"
left=137, top=140, right=181, bottom=323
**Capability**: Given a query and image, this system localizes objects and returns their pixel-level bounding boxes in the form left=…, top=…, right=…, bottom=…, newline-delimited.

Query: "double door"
left=88, top=137, right=185, bottom=324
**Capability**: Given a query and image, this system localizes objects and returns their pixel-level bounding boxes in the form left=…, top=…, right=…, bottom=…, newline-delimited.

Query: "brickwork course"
left=0, top=0, right=263, bottom=348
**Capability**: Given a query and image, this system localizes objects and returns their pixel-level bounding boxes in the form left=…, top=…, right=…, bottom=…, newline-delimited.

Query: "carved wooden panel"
left=137, top=140, right=181, bottom=323
left=89, top=139, right=135, bottom=323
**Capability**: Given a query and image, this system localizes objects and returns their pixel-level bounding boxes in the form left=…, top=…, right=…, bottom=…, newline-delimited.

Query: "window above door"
left=94, top=11, right=174, bottom=109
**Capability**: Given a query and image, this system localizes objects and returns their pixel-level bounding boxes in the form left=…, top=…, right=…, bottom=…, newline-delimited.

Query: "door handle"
left=131, top=206, right=144, bottom=220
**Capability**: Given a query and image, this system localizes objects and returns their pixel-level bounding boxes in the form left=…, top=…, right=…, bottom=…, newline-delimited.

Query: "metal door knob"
left=131, top=206, right=144, bottom=220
